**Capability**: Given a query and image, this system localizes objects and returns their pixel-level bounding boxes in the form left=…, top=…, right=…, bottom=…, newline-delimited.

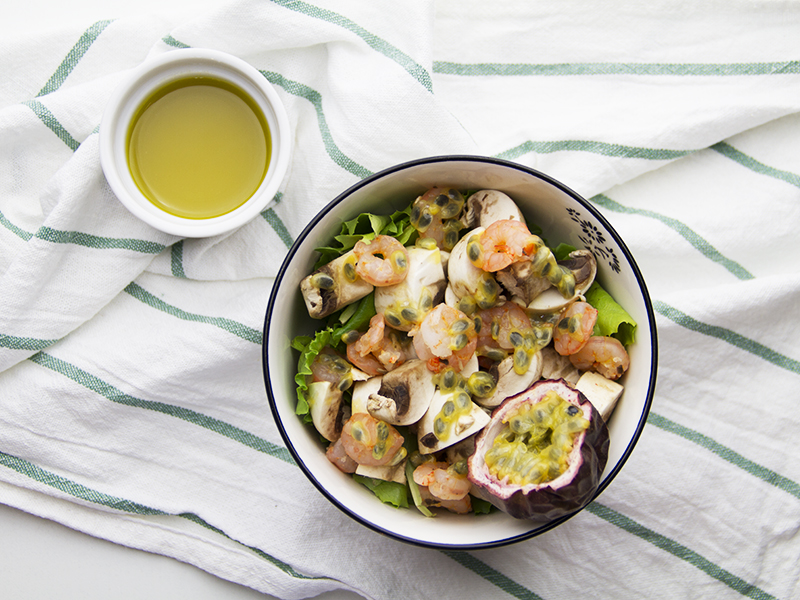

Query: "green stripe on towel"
left=259, top=70, right=373, bottom=179
left=648, top=412, right=800, bottom=500
left=654, top=300, right=800, bottom=375
left=0, top=451, right=327, bottom=581
left=270, top=0, right=432, bottom=91
left=37, top=20, right=114, bottom=97
left=28, top=352, right=294, bottom=464
left=590, top=194, right=754, bottom=281
left=495, top=140, right=693, bottom=162
left=0, top=333, right=58, bottom=352
left=123, top=282, right=262, bottom=344
left=711, top=142, right=800, bottom=190
left=22, top=100, right=80, bottom=151
left=441, top=551, right=545, bottom=600
left=433, top=61, right=800, bottom=77
left=586, top=503, right=777, bottom=600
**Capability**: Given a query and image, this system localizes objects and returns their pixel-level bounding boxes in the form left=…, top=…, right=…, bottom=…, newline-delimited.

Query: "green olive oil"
left=127, top=76, right=271, bottom=220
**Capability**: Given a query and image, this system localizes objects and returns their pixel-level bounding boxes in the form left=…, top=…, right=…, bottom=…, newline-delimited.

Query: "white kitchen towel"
left=1, top=1, right=799, bottom=598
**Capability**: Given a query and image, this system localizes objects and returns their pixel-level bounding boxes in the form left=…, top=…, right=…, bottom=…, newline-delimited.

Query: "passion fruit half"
left=467, top=378, right=609, bottom=521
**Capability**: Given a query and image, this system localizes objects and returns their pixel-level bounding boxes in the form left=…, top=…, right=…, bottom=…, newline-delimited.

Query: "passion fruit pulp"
left=467, top=378, right=609, bottom=522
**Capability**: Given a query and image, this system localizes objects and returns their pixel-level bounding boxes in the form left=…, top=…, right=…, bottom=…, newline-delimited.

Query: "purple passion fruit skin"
left=467, top=378, right=610, bottom=522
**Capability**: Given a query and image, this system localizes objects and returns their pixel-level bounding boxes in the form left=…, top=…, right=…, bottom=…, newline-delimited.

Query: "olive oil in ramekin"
left=127, top=76, right=271, bottom=220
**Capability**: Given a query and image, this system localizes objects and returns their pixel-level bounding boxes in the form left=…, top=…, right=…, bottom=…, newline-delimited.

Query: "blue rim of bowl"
left=262, top=154, right=658, bottom=549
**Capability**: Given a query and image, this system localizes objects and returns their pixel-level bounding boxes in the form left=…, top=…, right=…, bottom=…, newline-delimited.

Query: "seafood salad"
left=292, top=187, right=636, bottom=520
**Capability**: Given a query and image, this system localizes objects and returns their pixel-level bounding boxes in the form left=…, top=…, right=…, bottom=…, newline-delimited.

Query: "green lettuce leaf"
left=353, top=475, right=409, bottom=509
left=584, top=282, right=637, bottom=347
left=469, top=494, right=496, bottom=515
left=313, top=207, right=416, bottom=269
left=291, top=294, right=376, bottom=417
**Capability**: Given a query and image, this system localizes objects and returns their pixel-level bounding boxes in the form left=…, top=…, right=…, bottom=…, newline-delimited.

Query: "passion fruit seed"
left=467, top=236, right=483, bottom=264
left=457, top=296, right=477, bottom=316
left=342, top=254, right=358, bottom=282
left=437, top=367, right=461, bottom=392
left=350, top=420, right=369, bottom=443
left=467, top=371, right=496, bottom=399
left=390, top=250, right=408, bottom=273
left=340, top=329, right=360, bottom=344
left=556, top=269, right=576, bottom=298
left=513, top=347, right=532, bottom=374
left=450, top=333, right=469, bottom=351
left=415, top=237, right=438, bottom=250
left=452, top=459, right=468, bottom=476
left=483, top=348, right=508, bottom=362
left=484, top=391, right=589, bottom=486
left=356, top=418, right=405, bottom=465
left=311, top=273, right=335, bottom=290
left=442, top=219, right=464, bottom=251
left=384, top=311, right=403, bottom=328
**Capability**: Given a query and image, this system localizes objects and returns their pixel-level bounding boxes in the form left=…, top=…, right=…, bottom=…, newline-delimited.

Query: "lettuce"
left=313, top=207, right=416, bottom=269
left=291, top=293, right=377, bottom=418
left=584, top=282, right=637, bottom=347
left=353, top=475, right=409, bottom=509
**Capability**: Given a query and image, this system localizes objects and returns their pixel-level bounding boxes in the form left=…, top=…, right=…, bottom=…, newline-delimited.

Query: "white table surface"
left=2, top=3, right=362, bottom=599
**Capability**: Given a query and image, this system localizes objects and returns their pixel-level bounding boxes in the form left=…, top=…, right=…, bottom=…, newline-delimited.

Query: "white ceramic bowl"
left=99, top=48, right=291, bottom=238
left=263, top=156, right=657, bottom=548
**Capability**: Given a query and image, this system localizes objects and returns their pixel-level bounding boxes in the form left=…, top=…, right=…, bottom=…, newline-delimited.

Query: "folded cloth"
left=2, top=1, right=800, bottom=598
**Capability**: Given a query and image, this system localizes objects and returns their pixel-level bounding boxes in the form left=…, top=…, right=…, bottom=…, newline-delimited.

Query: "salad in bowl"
left=263, top=156, right=657, bottom=548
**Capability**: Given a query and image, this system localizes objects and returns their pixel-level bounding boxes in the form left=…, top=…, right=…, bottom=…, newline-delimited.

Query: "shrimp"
left=310, top=347, right=354, bottom=390
left=569, top=335, right=630, bottom=380
left=340, top=413, right=406, bottom=467
left=418, top=487, right=472, bottom=514
left=412, top=462, right=471, bottom=501
left=467, top=219, right=542, bottom=272
left=409, top=187, right=465, bottom=251
left=346, top=313, right=410, bottom=376
left=475, top=301, right=543, bottom=374
left=326, top=437, right=358, bottom=473
left=353, top=235, right=409, bottom=286
left=553, top=301, right=597, bottom=356
left=411, top=304, right=477, bottom=373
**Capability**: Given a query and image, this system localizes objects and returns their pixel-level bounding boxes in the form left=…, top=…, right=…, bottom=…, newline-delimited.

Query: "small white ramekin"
left=99, top=48, right=291, bottom=238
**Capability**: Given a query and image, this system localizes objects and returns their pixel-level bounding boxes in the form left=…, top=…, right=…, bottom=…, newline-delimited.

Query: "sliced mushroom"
left=307, top=381, right=345, bottom=442
left=366, top=359, right=436, bottom=426
left=444, top=227, right=503, bottom=313
left=461, top=190, right=525, bottom=229
left=374, top=246, right=447, bottom=332
left=540, top=346, right=581, bottom=385
left=526, top=249, right=598, bottom=314
left=355, top=462, right=408, bottom=485
left=300, top=250, right=374, bottom=319
left=496, top=261, right=551, bottom=305
left=351, top=376, right=382, bottom=414
left=417, top=388, right=491, bottom=454
left=474, top=352, right=543, bottom=409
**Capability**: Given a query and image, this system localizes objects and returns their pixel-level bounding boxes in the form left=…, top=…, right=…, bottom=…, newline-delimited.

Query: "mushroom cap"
left=461, top=190, right=525, bottom=229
